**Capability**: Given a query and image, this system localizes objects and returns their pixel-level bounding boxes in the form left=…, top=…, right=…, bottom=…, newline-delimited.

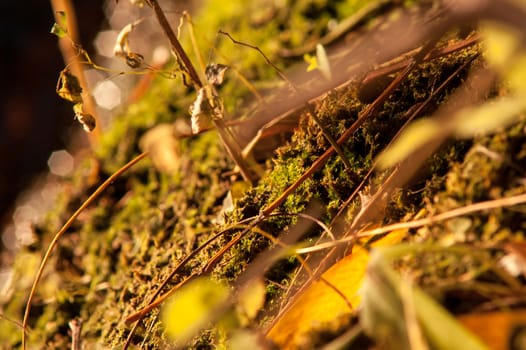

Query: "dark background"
left=0, top=1, right=105, bottom=232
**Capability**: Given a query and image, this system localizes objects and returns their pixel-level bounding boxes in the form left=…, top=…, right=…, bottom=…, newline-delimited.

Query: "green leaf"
left=362, top=244, right=489, bottom=350
left=50, top=11, right=68, bottom=38
left=162, top=277, right=229, bottom=343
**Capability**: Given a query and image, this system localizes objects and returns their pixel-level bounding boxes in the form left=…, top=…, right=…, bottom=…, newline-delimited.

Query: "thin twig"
left=21, top=152, right=148, bottom=349
left=68, top=318, right=82, bottom=350
left=219, top=30, right=297, bottom=93
left=50, top=0, right=101, bottom=141
left=146, top=0, right=257, bottom=183
left=296, top=192, right=526, bottom=254
left=145, top=0, right=202, bottom=89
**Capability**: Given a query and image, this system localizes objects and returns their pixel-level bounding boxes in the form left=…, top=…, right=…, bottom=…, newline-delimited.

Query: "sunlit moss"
left=6, top=1, right=515, bottom=349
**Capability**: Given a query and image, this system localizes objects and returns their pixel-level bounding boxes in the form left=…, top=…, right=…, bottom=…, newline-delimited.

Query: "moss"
left=4, top=0, right=515, bottom=349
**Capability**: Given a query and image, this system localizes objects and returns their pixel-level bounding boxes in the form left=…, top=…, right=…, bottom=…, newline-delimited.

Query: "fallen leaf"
left=266, top=229, right=407, bottom=349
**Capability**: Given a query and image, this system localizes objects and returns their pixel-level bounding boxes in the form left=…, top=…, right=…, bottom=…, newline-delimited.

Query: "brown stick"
left=50, top=0, right=101, bottom=142
left=145, top=0, right=202, bottom=89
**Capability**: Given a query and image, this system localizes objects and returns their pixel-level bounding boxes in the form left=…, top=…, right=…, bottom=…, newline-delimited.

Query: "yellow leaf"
left=162, top=276, right=229, bottom=343
left=266, top=229, right=407, bottom=349
left=481, top=22, right=520, bottom=70
left=455, top=95, right=526, bottom=138
left=376, top=118, right=442, bottom=169
left=236, top=278, right=266, bottom=325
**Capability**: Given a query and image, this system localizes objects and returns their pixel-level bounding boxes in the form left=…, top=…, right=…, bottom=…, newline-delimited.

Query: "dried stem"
left=50, top=0, right=101, bottom=141
left=296, top=192, right=526, bottom=254
left=145, top=0, right=202, bottom=89
left=21, top=152, right=148, bottom=349
left=145, top=0, right=257, bottom=183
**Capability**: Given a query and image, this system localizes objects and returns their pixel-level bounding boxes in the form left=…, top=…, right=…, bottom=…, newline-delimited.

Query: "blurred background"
left=0, top=0, right=187, bottom=265
left=0, top=1, right=105, bottom=249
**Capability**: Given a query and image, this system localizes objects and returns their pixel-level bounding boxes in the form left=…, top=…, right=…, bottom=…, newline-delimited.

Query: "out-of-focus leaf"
left=376, top=118, right=442, bottom=169
left=361, top=244, right=489, bottom=350
left=162, top=276, right=229, bottom=343
left=377, top=94, right=526, bottom=169
left=139, top=123, right=180, bottom=173
left=482, top=22, right=520, bottom=70
left=316, top=44, right=332, bottom=80
left=229, top=329, right=266, bottom=350
left=236, top=278, right=266, bottom=325
left=506, top=54, right=526, bottom=93
left=482, top=21, right=526, bottom=93
left=267, top=229, right=407, bottom=349
left=454, top=95, right=526, bottom=139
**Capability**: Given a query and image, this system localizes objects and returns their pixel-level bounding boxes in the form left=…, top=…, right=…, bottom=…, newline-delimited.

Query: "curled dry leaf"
left=189, top=87, right=215, bottom=134
left=73, top=103, right=96, bottom=132
left=56, top=68, right=83, bottom=104
left=205, top=63, right=229, bottom=86
left=114, top=22, right=145, bottom=68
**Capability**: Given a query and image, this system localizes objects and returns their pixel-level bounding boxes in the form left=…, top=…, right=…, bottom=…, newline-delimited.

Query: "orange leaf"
left=267, top=229, right=407, bottom=349
left=458, top=309, right=526, bottom=350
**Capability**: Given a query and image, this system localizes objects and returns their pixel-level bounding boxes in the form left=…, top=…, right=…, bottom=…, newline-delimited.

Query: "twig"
left=295, top=192, right=526, bottom=254
left=219, top=30, right=297, bottom=93
left=145, top=0, right=202, bottom=89
left=50, top=0, right=101, bottom=141
left=145, top=0, right=257, bottom=183
left=21, top=152, right=148, bottom=349
left=68, top=318, right=82, bottom=350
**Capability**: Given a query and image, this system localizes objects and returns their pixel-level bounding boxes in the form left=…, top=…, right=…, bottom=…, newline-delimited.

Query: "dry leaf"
left=266, top=229, right=407, bottom=349
left=458, top=309, right=526, bottom=350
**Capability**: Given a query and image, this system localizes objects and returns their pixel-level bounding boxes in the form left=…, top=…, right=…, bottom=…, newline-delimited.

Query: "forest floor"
left=2, top=0, right=526, bottom=349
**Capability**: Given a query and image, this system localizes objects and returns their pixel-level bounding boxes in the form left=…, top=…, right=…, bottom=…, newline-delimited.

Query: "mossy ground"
left=2, top=0, right=526, bottom=349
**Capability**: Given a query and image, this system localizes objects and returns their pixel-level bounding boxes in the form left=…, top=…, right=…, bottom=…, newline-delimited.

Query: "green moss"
left=4, top=1, right=511, bottom=349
